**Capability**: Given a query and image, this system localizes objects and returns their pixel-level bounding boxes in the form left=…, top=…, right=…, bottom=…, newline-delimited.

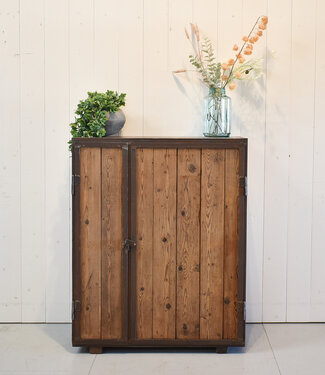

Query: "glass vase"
left=203, top=87, right=231, bottom=137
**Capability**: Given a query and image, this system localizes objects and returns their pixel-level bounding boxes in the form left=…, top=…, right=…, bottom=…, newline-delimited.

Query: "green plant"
left=69, top=90, right=126, bottom=143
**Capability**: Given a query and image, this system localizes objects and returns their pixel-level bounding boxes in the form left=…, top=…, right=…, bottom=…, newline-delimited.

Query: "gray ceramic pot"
left=104, top=109, right=126, bottom=136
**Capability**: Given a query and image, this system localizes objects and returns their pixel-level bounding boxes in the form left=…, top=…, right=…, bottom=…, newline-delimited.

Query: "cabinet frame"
left=72, top=137, right=247, bottom=350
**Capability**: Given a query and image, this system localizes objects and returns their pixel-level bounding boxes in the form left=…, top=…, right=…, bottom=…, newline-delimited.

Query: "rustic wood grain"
left=153, top=148, right=177, bottom=339
left=101, top=148, right=123, bottom=340
left=136, top=148, right=154, bottom=339
left=176, top=149, right=201, bottom=339
left=80, top=147, right=102, bottom=340
left=223, top=149, right=239, bottom=339
left=200, top=149, right=225, bottom=340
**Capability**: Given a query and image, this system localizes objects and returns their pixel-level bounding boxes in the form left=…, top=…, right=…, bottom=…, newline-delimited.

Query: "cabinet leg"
left=89, top=346, right=103, bottom=354
left=216, top=346, right=228, bottom=354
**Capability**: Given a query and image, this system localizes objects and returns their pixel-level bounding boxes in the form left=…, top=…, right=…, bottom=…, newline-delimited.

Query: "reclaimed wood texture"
left=80, top=148, right=101, bottom=340
left=200, top=149, right=225, bottom=340
left=152, top=149, right=177, bottom=339
left=101, top=148, right=123, bottom=340
left=135, top=146, right=240, bottom=341
left=176, top=149, right=201, bottom=339
left=223, top=149, right=239, bottom=339
left=136, top=148, right=154, bottom=339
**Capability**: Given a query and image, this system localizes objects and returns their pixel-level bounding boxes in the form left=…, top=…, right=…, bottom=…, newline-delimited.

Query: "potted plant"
left=69, top=90, right=126, bottom=143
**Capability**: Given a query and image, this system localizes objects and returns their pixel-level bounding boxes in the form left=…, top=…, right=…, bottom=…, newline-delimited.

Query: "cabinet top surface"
left=72, top=136, right=247, bottom=147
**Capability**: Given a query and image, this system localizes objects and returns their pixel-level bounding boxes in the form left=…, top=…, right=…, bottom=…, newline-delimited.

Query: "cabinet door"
left=133, top=147, right=242, bottom=342
left=74, top=146, right=128, bottom=342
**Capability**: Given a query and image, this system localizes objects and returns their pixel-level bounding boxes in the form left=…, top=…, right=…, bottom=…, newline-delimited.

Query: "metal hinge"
left=71, top=174, right=80, bottom=195
left=239, top=176, right=248, bottom=196
left=238, top=301, right=246, bottom=320
left=71, top=300, right=81, bottom=321
left=122, top=239, right=137, bottom=252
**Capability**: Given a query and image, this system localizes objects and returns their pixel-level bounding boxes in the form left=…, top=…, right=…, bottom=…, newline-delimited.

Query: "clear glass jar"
left=203, top=87, right=231, bottom=137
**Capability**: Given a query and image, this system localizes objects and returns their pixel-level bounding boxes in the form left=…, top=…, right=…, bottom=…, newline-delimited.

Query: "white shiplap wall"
left=0, top=0, right=324, bottom=323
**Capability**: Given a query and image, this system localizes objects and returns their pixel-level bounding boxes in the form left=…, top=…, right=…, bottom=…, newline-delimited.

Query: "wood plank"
left=69, top=0, right=94, bottom=119
left=136, top=148, right=154, bottom=339
left=311, top=0, right=325, bottom=321
left=176, top=149, right=201, bottom=339
left=223, top=149, right=239, bottom=339
left=101, top=148, right=123, bottom=339
left=118, top=0, right=144, bottom=136
left=200, top=149, right=225, bottom=340
left=287, top=0, right=316, bottom=322
left=241, top=0, right=267, bottom=323
left=216, top=0, right=243, bottom=137
left=143, top=0, right=198, bottom=137
left=44, top=0, right=70, bottom=323
left=93, top=0, right=118, bottom=93
left=0, top=0, right=21, bottom=322
left=20, top=0, right=46, bottom=322
left=167, top=0, right=197, bottom=136
left=80, top=148, right=101, bottom=340
left=153, top=149, right=177, bottom=339
left=263, top=0, right=291, bottom=322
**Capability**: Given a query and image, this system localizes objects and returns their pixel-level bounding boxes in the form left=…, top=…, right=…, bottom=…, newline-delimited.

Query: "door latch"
left=122, top=239, right=137, bottom=252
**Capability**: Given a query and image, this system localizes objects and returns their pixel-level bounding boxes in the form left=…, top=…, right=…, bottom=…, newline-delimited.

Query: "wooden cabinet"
left=71, top=137, right=247, bottom=353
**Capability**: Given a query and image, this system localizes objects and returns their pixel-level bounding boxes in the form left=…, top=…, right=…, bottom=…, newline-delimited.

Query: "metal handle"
left=122, top=239, right=137, bottom=252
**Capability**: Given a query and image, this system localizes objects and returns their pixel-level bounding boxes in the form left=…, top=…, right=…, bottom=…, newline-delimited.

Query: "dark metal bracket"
left=71, top=300, right=81, bottom=321
left=122, top=239, right=137, bottom=252
left=239, top=176, right=248, bottom=196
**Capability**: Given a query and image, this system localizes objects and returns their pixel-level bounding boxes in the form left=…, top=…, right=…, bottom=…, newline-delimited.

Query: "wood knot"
left=178, top=265, right=183, bottom=271
left=86, top=305, right=90, bottom=311
left=139, top=236, right=143, bottom=241
left=224, top=297, right=230, bottom=305
left=181, top=210, right=185, bottom=216
left=162, top=237, right=167, bottom=243
left=84, top=219, right=89, bottom=225
left=194, top=264, right=200, bottom=272
left=188, top=164, right=196, bottom=173
left=166, top=303, right=171, bottom=310
left=140, top=287, right=144, bottom=291
left=183, top=323, right=187, bottom=330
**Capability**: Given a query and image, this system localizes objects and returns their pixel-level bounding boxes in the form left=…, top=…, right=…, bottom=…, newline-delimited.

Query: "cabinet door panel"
left=176, top=149, right=201, bottom=339
left=152, top=149, right=177, bottom=339
left=223, top=149, right=239, bottom=339
left=80, top=148, right=102, bottom=340
left=101, top=148, right=124, bottom=340
left=136, top=148, right=154, bottom=339
left=79, top=147, right=125, bottom=341
left=134, top=146, right=240, bottom=342
left=136, top=148, right=178, bottom=339
left=200, top=149, right=225, bottom=340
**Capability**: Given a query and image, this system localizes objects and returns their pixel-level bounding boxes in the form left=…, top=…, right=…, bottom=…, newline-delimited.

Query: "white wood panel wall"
left=0, top=0, right=324, bottom=323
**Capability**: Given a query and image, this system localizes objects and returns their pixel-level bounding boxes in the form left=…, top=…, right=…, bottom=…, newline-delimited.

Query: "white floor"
left=0, top=324, right=324, bottom=374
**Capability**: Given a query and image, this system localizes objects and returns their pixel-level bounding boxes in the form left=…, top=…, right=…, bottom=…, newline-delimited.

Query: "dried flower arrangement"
left=173, top=16, right=268, bottom=92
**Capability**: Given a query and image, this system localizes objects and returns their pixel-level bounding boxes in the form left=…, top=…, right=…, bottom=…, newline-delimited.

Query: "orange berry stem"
left=223, top=15, right=262, bottom=88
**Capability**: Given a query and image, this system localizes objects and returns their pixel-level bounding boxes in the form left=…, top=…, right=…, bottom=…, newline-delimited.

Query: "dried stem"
left=223, top=16, right=262, bottom=88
